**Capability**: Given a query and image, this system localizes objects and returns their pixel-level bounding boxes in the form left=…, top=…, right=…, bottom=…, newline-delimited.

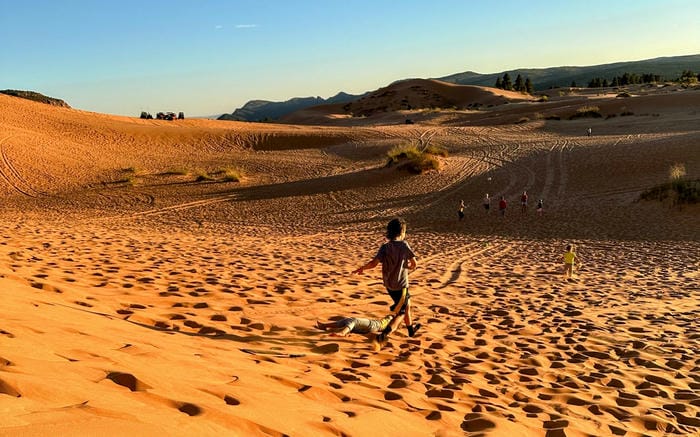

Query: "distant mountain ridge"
left=219, top=54, right=700, bottom=122
left=218, top=92, right=366, bottom=122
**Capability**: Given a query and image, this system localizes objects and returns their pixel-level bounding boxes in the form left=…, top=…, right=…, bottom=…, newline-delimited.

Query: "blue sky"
left=2, top=0, right=699, bottom=116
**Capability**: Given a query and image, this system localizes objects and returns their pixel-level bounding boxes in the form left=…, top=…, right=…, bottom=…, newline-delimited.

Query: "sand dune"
left=0, top=88, right=698, bottom=436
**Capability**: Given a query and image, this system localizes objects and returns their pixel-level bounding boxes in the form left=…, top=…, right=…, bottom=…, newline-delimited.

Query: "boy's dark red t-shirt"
left=499, top=199, right=507, bottom=209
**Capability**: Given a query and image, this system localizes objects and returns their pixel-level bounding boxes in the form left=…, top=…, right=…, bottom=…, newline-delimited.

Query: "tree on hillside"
left=679, top=69, right=698, bottom=84
left=514, top=74, right=525, bottom=92
left=495, top=77, right=503, bottom=89
left=502, top=73, right=513, bottom=91
left=570, top=81, right=577, bottom=88
left=525, top=77, right=534, bottom=94
left=588, top=77, right=603, bottom=88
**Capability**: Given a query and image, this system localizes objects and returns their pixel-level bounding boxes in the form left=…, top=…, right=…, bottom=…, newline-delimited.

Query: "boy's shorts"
left=388, top=288, right=410, bottom=315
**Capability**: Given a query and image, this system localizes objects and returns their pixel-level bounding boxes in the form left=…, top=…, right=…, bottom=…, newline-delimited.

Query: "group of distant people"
left=458, top=191, right=544, bottom=221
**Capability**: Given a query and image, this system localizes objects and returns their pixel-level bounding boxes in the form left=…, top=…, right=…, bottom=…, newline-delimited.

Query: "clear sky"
left=2, top=0, right=699, bottom=116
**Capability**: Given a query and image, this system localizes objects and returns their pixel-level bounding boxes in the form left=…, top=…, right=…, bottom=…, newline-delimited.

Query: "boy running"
left=353, top=218, right=420, bottom=342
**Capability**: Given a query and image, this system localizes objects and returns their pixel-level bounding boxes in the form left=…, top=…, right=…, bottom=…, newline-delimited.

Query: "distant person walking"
left=458, top=200, right=465, bottom=221
left=353, top=218, right=420, bottom=343
left=520, top=191, right=528, bottom=214
left=587, top=127, right=592, bottom=137
left=563, top=244, right=578, bottom=279
left=536, top=199, right=544, bottom=216
left=498, top=196, right=507, bottom=218
left=483, top=194, right=491, bottom=214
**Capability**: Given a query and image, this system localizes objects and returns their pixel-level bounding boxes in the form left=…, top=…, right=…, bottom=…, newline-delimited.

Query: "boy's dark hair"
left=386, top=218, right=406, bottom=240
left=566, top=244, right=572, bottom=251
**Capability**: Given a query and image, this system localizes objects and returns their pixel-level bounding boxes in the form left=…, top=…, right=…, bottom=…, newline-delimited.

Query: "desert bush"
left=537, top=95, right=549, bottom=102
left=640, top=163, right=699, bottom=206
left=620, top=111, right=634, bottom=116
left=388, top=144, right=422, bottom=163
left=220, top=168, right=242, bottom=182
left=616, top=92, right=632, bottom=98
left=195, top=171, right=214, bottom=182
left=669, top=163, right=686, bottom=181
left=387, top=144, right=442, bottom=174
left=569, top=105, right=602, bottom=120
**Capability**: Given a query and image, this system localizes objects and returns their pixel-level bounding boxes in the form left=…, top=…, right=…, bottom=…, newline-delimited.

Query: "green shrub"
left=537, top=95, right=549, bottom=102
left=387, top=144, right=444, bottom=174
left=569, top=105, right=602, bottom=120
left=195, top=171, right=214, bottom=182
left=669, top=163, right=686, bottom=180
left=640, top=179, right=699, bottom=205
left=640, top=164, right=698, bottom=205
left=617, top=92, right=632, bottom=98
left=221, top=168, right=242, bottom=182
left=388, top=144, right=422, bottom=163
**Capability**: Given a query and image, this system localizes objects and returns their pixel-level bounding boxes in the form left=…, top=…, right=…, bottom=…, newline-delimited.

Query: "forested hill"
left=438, top=54, right=700, bottom=89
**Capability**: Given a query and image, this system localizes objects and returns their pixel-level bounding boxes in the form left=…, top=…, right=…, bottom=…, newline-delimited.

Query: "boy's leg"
left=329, top=326, right=350, bottom=337
left=316, top=320, right=341, bottom=330
left=405, top=301, right=421, bottom=337
left=564, top=264, right=572, bottom=278
left=376, top=314, right=403, bottom=343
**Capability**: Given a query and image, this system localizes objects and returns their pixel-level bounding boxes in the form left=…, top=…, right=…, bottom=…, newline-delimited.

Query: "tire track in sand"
left=0, top=135, right=43, bottom=197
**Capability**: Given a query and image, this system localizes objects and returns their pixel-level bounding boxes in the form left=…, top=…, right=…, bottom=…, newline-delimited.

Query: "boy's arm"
left=407, top=257, right=417, bottom=270
left=353, top=258, right=379, bottom=274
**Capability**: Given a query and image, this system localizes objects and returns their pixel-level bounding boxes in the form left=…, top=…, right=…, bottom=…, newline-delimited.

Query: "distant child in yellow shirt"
left=563, top=244, right=578, bottom=279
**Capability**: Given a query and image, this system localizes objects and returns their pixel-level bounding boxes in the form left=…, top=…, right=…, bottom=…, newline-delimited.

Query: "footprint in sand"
left=176, top=402, right=202, bottom=416
left=311, top=343, right=339, bottom=354
left=384, top=391, right=402, bottom=401
left=105, top=372, right=151, bottom=392
left=224, top=395, right=240, bottom=406
left=461, top=413, right=495, bottom=432
left=0, top=378, right=20, bottom=397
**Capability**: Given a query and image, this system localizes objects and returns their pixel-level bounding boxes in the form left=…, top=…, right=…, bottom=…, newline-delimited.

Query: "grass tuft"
left=640, top=163, right=699, bottom=206
left=221, top=168, right=242, bottom=182
left=569, top=105, right=602, bottom=120
left=387, top=144, right=445, bottom=174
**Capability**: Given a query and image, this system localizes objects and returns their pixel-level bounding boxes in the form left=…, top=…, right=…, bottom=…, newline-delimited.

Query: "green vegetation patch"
left=640, top=164, right=699, bottom=206
left=387, top=144, right=446, bottom=174
left=195, top=167, right=243, bottom=183
left=569, top=105, right=602, bottom=120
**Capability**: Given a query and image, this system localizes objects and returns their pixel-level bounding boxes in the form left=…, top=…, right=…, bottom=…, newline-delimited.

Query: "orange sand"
left=0, top=87, right=698, bottom=436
